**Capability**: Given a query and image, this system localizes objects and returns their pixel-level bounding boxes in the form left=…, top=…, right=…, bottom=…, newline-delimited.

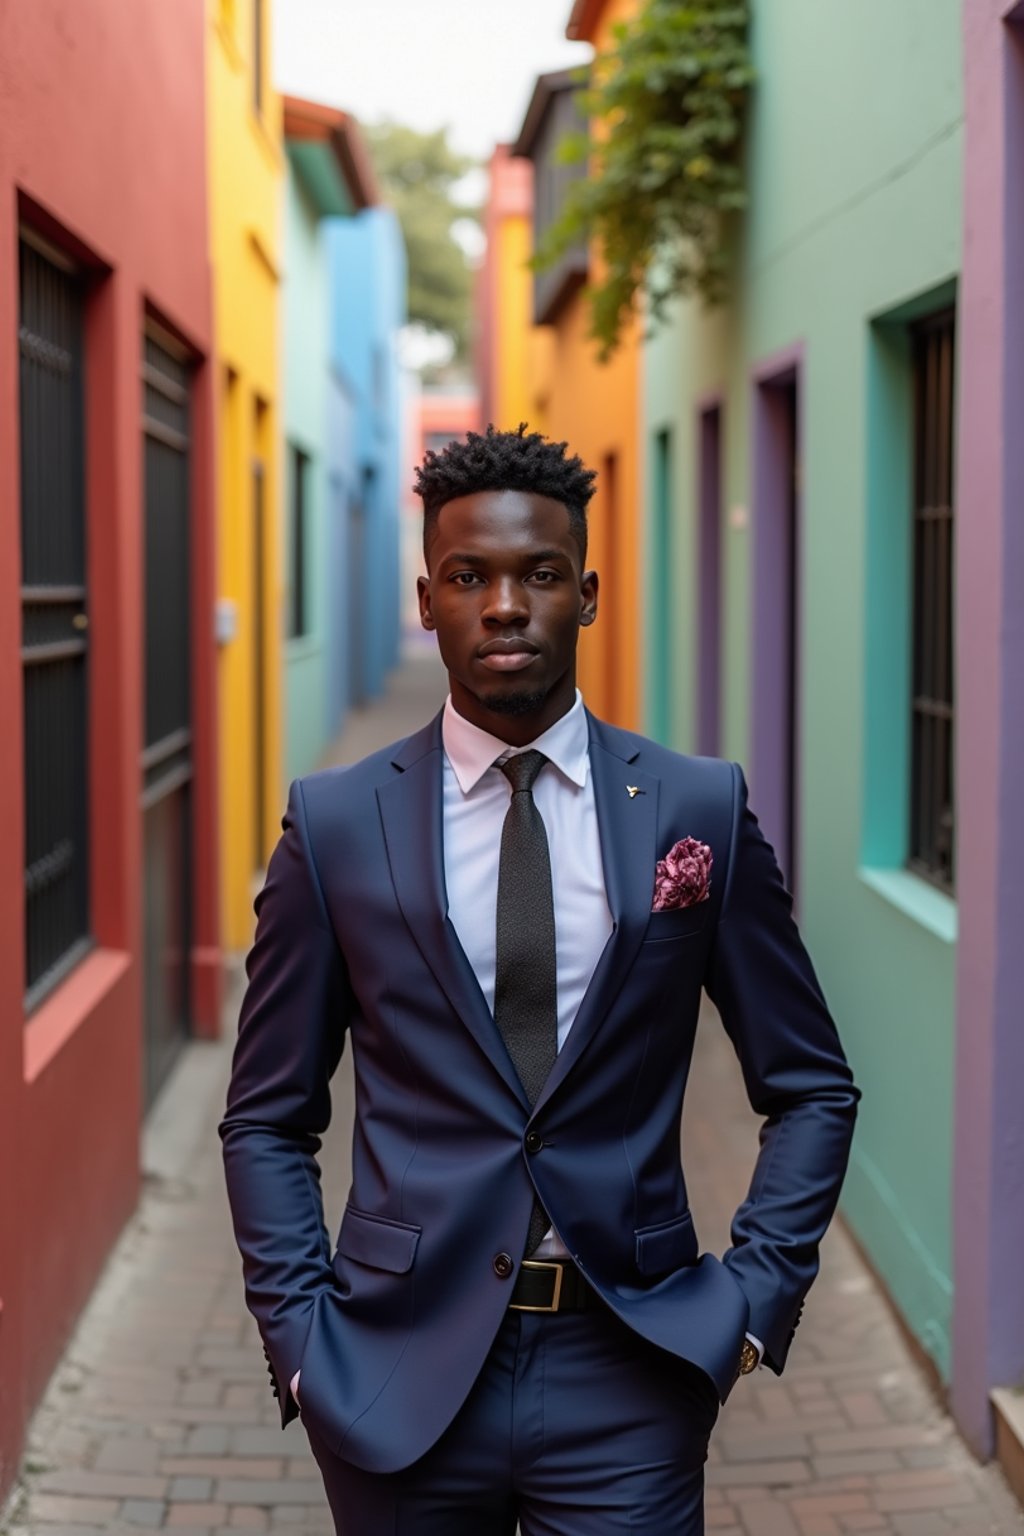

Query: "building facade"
left=0, top=0, right=219, bottom=1497
left=208, top=0, right=285, bottom=951
left=643, top=0, right=961, bottom=1396
left=637, top=0, right=1024, bottom=1474
left=282, top=98, right=377, bottom=783
left=514, top=0, right=644, bottom=731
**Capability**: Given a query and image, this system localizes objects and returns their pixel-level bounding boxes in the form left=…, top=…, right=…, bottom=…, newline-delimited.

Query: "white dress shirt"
left=291, top=692, right=761, bottom=1403
left=441, top=690, right=612, bottom=1257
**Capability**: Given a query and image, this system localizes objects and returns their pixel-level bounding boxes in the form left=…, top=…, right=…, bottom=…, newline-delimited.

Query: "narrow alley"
left=2, top=645, right=1020, bottom=1536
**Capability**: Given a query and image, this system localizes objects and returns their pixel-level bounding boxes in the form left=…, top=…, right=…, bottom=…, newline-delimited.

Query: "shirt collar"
left=442, top=690, right=589, bottom=795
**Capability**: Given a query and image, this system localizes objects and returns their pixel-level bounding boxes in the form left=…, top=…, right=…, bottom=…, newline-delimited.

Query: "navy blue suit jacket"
left=221, top=710, right=859, bottom=1473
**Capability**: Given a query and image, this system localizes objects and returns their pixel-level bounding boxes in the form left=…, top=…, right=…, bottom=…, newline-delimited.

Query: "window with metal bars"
left=520, top=75, right=589, bottom=326
left=19, top=236, right=91, bottom=1005
left=909, top=309, right=956, bottom=892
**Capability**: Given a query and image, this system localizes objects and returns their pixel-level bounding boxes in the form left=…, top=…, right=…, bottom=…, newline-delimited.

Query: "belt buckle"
left=512, top=1259, right=564, bottom=1313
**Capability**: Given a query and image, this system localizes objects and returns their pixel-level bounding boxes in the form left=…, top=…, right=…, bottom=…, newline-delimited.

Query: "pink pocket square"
left=652, top=837, right=713, bottom=912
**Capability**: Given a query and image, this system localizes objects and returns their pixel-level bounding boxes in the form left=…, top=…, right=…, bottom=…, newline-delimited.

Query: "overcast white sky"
left=272, top=0, right=591, bottom=161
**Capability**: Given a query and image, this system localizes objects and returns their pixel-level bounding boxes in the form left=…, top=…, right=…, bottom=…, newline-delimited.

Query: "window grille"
left=521, top=76, right=589, bottom=325
left=142, top=332, right=192, bottom=771
left=909, top=309, right=956, bottom=891
left=141, top=327, right=193, bottom=1106
left=19, top=237, right=91, bottom=1005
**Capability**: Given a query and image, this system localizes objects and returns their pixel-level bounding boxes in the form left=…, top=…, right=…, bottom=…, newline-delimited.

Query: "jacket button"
left=525, top=1131, right=543, bottom=1154
left=493, top=1252, right=514, bottom=1279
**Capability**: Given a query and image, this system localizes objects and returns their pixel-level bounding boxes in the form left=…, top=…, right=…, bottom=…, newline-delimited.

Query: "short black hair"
left=414, top=423, right=596, bottom=565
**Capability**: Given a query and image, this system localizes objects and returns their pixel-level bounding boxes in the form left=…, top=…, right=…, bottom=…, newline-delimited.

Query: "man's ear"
left=580, top=569, right=599, bottom=627
left=417, top=574, right=435, bottom=631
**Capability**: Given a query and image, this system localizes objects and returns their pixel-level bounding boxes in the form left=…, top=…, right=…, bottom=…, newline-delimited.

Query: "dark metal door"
left=141, top=328, right=193, bottom=1109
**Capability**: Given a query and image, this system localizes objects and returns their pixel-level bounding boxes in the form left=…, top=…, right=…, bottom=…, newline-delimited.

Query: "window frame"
left=18, top=233, right=93, bottom=1010
left=907, top=307, right=956, bottom=894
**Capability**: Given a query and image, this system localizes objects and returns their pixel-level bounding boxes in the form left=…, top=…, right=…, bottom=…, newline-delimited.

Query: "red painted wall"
left=417, top=391, right=482, bottom=460
left=0, top=0, right=219, bottom=1496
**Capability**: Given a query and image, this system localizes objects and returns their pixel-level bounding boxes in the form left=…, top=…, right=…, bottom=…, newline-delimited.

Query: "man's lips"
left=477, top=638, right=540, bottom=673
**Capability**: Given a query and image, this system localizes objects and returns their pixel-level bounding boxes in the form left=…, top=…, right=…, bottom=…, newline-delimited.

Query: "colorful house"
left=635, top=0, right=1024, bottom=1479
left=0, top=0, right=219, bottom=1498
left=282, top=97, right=378, bottom=783
left=642, top=0, right=962, bottom=1403
left=324, top=208, right=408, bottom=716
left=208, top=0, right=285, bottom=951
left=513, top=0, right=644, bottom=730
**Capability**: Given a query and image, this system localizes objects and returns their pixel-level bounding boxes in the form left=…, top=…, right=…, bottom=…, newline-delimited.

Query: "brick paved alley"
left=4, top=642, right=1022, bottom=1536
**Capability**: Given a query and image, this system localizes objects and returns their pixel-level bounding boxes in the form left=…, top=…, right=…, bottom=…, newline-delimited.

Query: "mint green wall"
left=283, top=166, right=330, bottom=783
left=643, top=0, right=962, bottom=1375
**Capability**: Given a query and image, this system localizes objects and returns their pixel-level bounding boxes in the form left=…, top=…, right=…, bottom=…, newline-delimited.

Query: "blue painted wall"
left=282, top=160, right=332, bottom=783
left=325, top=208, right=407, bottom=714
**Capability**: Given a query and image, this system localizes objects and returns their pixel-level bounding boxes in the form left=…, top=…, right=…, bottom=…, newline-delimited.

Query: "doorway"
left=697, top=403, right=723, bottom=758
left=751, top=356, right=802, bottom=900
left=141, top=326, right=193, bottom=1108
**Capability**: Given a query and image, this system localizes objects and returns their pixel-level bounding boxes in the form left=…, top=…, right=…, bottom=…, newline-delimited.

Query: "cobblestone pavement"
left=4, top=645, right=1022, bottom=1535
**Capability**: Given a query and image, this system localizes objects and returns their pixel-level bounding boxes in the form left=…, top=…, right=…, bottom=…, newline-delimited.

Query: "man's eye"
left=452, top=572, right=481, bottom=585
left=530, top=570, right=559, bottom=583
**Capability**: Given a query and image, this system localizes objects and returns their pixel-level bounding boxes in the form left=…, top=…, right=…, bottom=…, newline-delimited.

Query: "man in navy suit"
left=221, top=425, right=859, bottom=1534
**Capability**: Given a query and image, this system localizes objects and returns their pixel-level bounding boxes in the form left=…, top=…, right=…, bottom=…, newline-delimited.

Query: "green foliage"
left=364, top=122, right=477, bottom=361
left=533, top=0, right=753, bottom=360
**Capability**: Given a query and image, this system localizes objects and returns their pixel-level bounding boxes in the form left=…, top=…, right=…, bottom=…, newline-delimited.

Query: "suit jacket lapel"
left=535, top=714, right=660, bottom=1112
left=376, top=714, right=530, bottom=1110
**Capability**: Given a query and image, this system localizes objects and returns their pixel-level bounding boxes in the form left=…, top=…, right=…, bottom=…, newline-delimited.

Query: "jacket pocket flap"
left=644, top=904, right=709, bottom=941
left=635, top=1211, right=698, bottom=1276
left=337, top=1206, right=421, bottom=1274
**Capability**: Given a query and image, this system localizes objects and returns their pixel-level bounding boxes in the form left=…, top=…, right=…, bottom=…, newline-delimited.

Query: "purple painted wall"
left=750, top=343, right=804, bottom=902
left=950, top=0, right=1024, bottom=1457
left=697, top=401, right=723, bottom=758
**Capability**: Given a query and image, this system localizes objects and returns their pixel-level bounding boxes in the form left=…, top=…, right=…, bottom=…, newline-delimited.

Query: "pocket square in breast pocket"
left=652, top=837, right=712, bottom=912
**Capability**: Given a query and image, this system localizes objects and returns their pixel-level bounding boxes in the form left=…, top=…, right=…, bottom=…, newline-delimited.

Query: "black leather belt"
left=509, top=1259, right=596, bottom=1313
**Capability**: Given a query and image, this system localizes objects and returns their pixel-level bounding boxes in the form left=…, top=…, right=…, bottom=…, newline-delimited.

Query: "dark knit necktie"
left=494, top=749, right=558, bottom=1255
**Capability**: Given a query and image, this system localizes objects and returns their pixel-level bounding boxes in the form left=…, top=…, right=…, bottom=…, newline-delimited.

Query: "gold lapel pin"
left=626, top=785, right=644, bottom=799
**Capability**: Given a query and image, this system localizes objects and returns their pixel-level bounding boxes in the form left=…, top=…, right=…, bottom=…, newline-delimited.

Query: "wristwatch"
left=738, top=1337, right=760, bottom=1375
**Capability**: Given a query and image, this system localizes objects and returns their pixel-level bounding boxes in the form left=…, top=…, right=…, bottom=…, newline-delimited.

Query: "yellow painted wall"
left=208, top=0, right=285, bottom=949
left=494, top=212, right=533, bottom=430
left=526, top=0, right=643, bottom=730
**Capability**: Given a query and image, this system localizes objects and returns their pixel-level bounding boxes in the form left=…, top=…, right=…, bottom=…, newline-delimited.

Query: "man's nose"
left=482, top=577, right=529, bottom=625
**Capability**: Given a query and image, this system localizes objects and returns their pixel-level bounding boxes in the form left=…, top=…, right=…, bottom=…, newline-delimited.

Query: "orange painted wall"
left=526, top=0, right=643, bottom=730
left=478, top=146, right=534, bottom=433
